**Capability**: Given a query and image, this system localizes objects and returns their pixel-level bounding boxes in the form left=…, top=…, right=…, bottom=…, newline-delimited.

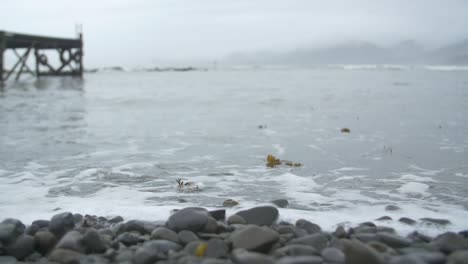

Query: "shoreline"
left=1, top=205, right=467, bottom=263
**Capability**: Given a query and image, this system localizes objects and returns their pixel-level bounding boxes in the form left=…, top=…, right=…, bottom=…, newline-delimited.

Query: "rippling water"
left=1, top=68, right=467, bottom=235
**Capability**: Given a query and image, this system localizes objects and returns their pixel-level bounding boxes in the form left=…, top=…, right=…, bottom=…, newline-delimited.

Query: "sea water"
left=1, top=66, right=467, bottom=236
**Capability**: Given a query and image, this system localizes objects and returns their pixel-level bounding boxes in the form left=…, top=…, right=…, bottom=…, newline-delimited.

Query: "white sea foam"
left=397, top=182, right=431, bottom=197
left=400, top=174, right=436, bottom=182
left=272, top=144, right=285, bottom=155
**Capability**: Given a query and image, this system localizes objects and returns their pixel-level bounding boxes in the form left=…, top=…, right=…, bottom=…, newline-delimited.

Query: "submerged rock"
left=223, top=199, right=239, bottom=207
left=271, top=199, right=289, bottom=208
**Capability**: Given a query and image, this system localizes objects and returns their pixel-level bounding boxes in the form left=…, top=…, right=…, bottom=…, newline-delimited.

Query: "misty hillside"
left=226, top=39, right=468, bottom=65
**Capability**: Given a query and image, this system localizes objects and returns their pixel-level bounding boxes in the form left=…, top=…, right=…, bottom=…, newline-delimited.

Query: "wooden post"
left=0, top=31, right=5, bottom=83
left=79, top=33, right=83, bottom=77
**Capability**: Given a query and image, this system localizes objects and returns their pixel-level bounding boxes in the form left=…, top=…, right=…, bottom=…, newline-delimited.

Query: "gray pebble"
left=56, top=230, right=84, bottom=253
left=151, top=227, right=179, bottom=243
left=48, top=248, right=83, bottom=263
left=385, top=205, right=401, bottom=211
left=5, top=234, right=34, bottom=260
left=167, top=207, right=209, bottom=233
left=295, top=219, right=321, bottom=234
left=399, top=217, right=417, bottom=225
left=271, top=199, right=289, bottom=208
left=0, top=256, right=17, bottom=264
left=206, top=238, right=228, bottom=258
left=420, top=218, right=451, bottom=226
left=447, top=250, right=468, bottom=264
left=235, top=206, right=279, bottom=226
left=276, top=256, right=323, bottom=264
left=376, top=216, right=392, bottom=221
left=82, top=228, right=108, bottom=253
left=178, top=230, right=199, bottom=245
left=377, top=232, right=412, bottom=248
left=333, top=226, right=347, bottom=239
left=228, top=215, right=247, bottom=225
left=124, top=220, right=158, bottom=235
left=116, top=232, right=140, bottom=246
left=273, top=244, right=319, bottom=257
left=231, top=248, right=275, bottom=264
left=208, top=209, right=226, bottom=221
left=109, top=216, right=124, bottom=224
left=49, top=212, right=75, bottom=238
left=389, top=255, right=426, bottom=264
left=289, top=233, right=329, bottom=252
left=133, top=240, right=181, bottom=264
left=321, top=247, right=345, bottom=263
left=229, top=225, right=279, bottom=252
left=34, top=231, right=57, bottom=255
left=432, top=232, right=468, bottom=254
left=341, top=238, right=385, bottom=264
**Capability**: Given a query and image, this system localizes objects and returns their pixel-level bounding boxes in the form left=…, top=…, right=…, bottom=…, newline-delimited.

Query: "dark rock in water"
left=295, top=219, right=321, bottom=234
left=73, top=213, right=83, bottom=225
left=133, top=240, right=182, bottom=264
left=385, top=205, right=401, bottom=211
left=178, top=230, right=198, bottom=245
left=109, top=216, right=124, bottom=224
left=276, top=256, right=323, bottom=264
left=376, top=216, right=392, bottom=221
left=271, top=199, right=289, bottom=208
left=273, top=244, right=319, bottom=257
left=2, top=219, right=26, bottom=234
left=116, top=232, right=140, bottom=246
left=459, top=230, right=468, bottom=238
left=399, top=217, right=417, bottom=225
left=82, top=228, right=107, bottom=253
left=34, top=231, right=57, bottom=255
left=235, top=206, right=279, bottom=226
left=0, top=256, right=16, bottom=264
left=208, top=209, right=226, bottom=221
left=359, top=221, right=376, bottom=227
left=407, top=231, right=433, bottom=243
left=124, top=220, right=158, bottom=235
left=5, top=234, right=34, bottom=260
left=205, top=238, right=228, bottom=258
left=377, top=232, right=411, bottom=248
left=223, top=199, right=239, bottom=207
left=49, top=212, right=75, bottom=238
left=447, top=250, right=468, bottom=264
left=0, top=219, right=25, bottom=244
left=231, top=248, right=275, bottom=264
left=25, top=224, right=40, bottom=236
left=420, top=218, right=451, bottom=226
left=341, top=239, right=385, bottom=264
left=229, top=225, right=279, bottom=252
left=167, top=207, right=209, bottom=233
left=32, top=220, right=50, bottom=229
left=151, top=227, right=180, bottom=243
left=49, top=248, right=83, bottom=263
left=388, top=255, right=426, bottom=264
left=333, top=226, right=347, bottom=238
left=431, top=232, right=468, bottom=254
left=289, top=233, right=329, bottom=252
left=228, top=215, right=247, bottom=225
left=55, top=230, right=85, bottom=253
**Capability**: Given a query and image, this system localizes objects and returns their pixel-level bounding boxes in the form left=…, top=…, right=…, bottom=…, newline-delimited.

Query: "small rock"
left=376, top=216, right=392, bottom=221
left=49, top=248, right=83, bottom=263
left=385, top=205, right=401, bottom=211
left=55, top=230, right=84, bottom=253
left=276, top=256, right=323, bottom=264
left=109, top=216, right=124, bottom=224
left=134, top=240, right=182, bottom=264
left=151, top=227, right=179, bottom=243
left=341, top=239, right=385, bottom=264
left=459, top=230, right=468, bottom=238
left=333, top=226, right=347, bottom=238
left=389, top=255, right=426, bottom=264
left=223, top=199, right=239, bottom=207
left=205, top=238, right=228, bottom=258
left=231, top=248, right=275, bottom=264
left=208, top=209, right=226, bottom=221
left=73, top=214, right=83, bottom=225
left=178, top=230, right=198, bottom=245
left=116, top=232, right=140, bottom=246
left=0, top=256, right=16, bottom=264
left=203, top=217, right=219, bottom=233
left=431, top=232, right=468, bottom=254
left=124, top=220, right=158, bottom=235
left=321, top=247, right=345, bottom=263
left=34, top=231, right=57, bottom=255
left=407, top=231, right=433, bottom=243
left=420, top=218, right=451, bottom=226
left=341, top=128, right=351, bottom=133
left=273, top=244, right=319, bottom=257
left=5, top=234, right=35, bottom=260
left=377, top=232, right=412, bottom=248
left=82, top=228, right=107, bottom=253
left=228, top=215, right=247, bottom=225
left=0, top=219, right=25, bottom=244
left=406, top=252, right=446, bottom=264
left=229, top=225, right=279, bottom=252
left=295, top=219, right=321, bottom=234
left=235, top=206, right=279, bottom=226
left=271, top=199, right=289, bottom=208
left=32, top=220, right=50, bottom=229
left=289, top=233, right=329, bottom=252
left=399, top=217, right=417, bottom=225
left=49, top=212, right=75, bottom=238
left=352, top=233, right=379, bottom=244
left=447, top=250, right=468, bottom=264
left=367, top=241, right=394, bottom=254
left=167, top=207, right=209, bottom=232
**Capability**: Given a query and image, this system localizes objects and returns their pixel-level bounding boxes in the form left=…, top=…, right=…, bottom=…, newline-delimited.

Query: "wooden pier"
left=0, top=31, right=83, bottom=83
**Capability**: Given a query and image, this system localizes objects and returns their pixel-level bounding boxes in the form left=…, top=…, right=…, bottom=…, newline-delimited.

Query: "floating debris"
left=284, top=161, right=303, bottom=167
left=258, top=124, right=267, bottom=129
left=341, top=128, right=351, bottom=133
left=223, top=199, right=239, bottom=207
left=266, top=154, right=302, bottom=168
left=195, top=243, right=208, bottom=257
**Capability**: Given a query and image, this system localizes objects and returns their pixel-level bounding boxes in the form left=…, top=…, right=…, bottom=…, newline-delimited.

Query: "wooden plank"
left=0, top=32, right=4, bottom=82
left=0, top=31, right=81, bottom=49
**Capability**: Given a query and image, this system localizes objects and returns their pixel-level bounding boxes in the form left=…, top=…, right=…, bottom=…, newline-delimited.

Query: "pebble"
left=49, top=248, right=83, bottom=263
left=228, top=215, right=247, bottom=225
left=447, top=250, right=468, bottom=264
left=341, top=239, right=385, bottom=264
left=376, top=216, right=392, bottom=221
left=167, top=207, right=210, bottom=232
left=34, top=231, right=57, bottom=255
left=151, top=227, right=180, bottom=243
left=273, top=244, right=319, bottom=257
left=399, top=217, right=417, bottom=225
left=208, top=209, right=226, bottom=221
left=82, top=228, right=108, bottom=253
left=235, top=206, right=279, bottom=226
left=178, top=230, right=199, bottom=245
left=420, top=218, right=451, bottom=226
left=231, top=248, right=275, bottom=264
left=109, top=216, right=124, bottom=224
left=4, top=234, right=34, bottom=260
left=116, top=232, right=140, bottom=246
left=56, top=230, right=85, bottom=253
left=276, top=256, right=323, bottom=264
left=49, top=212, right=75, bottom=238
left=295, top=219, right=321, bottom=234
left=124, top=220, right=158, bottom=235
left=229, top=225, right=279, bottom=252
left=289, top=233, right=329, bottom=251
left=133, top=240, right=182, bottom=264
left=431, top=232, right=468, bottom=254
left=271, top=199, right=289, bottom=208
left=377, top=232, right=412, bottom=248
left=321, top=247, right=345, bottom=263
left=385, top=205, right=401, bottom=211
left=205, top=238, right=228, bottom=258
left=223, top=199, right=239, bottom=207
left=32, top=220, right=50, bottom=228
left=0, top=256, right=17, bottom=264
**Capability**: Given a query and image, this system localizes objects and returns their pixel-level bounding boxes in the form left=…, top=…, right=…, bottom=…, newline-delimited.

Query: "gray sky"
left=2, top=0, right=468, bottom=67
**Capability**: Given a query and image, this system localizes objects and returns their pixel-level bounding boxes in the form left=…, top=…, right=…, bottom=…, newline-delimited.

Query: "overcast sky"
left=2, top=0, right=468, bottom=67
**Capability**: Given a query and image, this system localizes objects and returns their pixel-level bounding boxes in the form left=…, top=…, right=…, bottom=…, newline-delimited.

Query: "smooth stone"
left=273, top=244, right=319, bottom=257
left=359, top=222, right=376, bottom=227
left=205, top=238, right=228, bottom=258
left=235, top=206, right=279, bottom=226
left=115, top=248, right=134, bottom=263
left=79, top=255, right=109, bottom=264
left=151, top=227, right=179, bottom=243
left=34, top=231, right=57, bottom=255
left=5, top=234, right=34, bottom=260
left=447, top=250, right=468, bottom=264
left=109, top=216, right=124, bottom=224
left=459, top=230, right=468, bottom=238
left=352, top=233, right=379, bottom=244
left=406, top=252, right=446, bottom=264
left=49, top=212, right=75, bottom=238
left=82, top=228, right=107, bottom=253
left=0, top=256, right=16, bottom=264
left=223, top=199, right=239, bottom=207
left=275, top=225, right=295, bottom=234
left=124, top=220, right=158, bottom=235
left=420, top=218, right=451, bottom=226
left=32, top=220, right=50, bottom=229
left=56, top=230, right=84, bottom=253
left=167, top=207, right=209, bottom=232
left=389, top=255, right=426, bottom=264
left=178, top=230, right=199, bottom=245
left=292, top=227, right=308, bottom=238
left=367, top=241, right=395, bottom=254
left=276, top=256, right=323, bottom=264
left=25, top=224, right=40, bottom=236
left=208, top=209, right=226, bottom=221
left=73, top=214, right=83, bottom=225
left=353, top=226, right=377, bottom=234
left=431, top=232, right=468, bottom=254
left=295, top=219, right=321, bottom=234
left=376, top=226, right=396, bottom=234
left=204, top=217, right=219, bottom=233
left=407, top=231, right=433, bottom=243
left=333, top=226, right=347, bottom=239
left=2, top=219, right=26, bottom=234
left=321, top=247, right=345, bottom=263
left=341, top=239, right=385, bottom=264
left=0, top=224, right=20, bottom=244
left=231, top=248, right=274, bottom=264
left=49, top=248, right=83, bottom=263
left=116, top=232, right=140, bottom=246
left=399, top=217, right=417, bottom=225
left=184, top=240, right=205, bottom=255
left=385, top=205, right=401, bottom=211
left=271, top=199, right=289, bottom=208
left=376, top=216, right=392, bottom=221
left=133, top=240, right=182, bottom=264
left=229, top=225, right=279, bottom=252
left=377, top=232, right=411, bottom=248
left=228, top=215, right=247, bottom=225
left=201, top=258, right=228, bottom=264
left=289, top=233, right=329, bottom=252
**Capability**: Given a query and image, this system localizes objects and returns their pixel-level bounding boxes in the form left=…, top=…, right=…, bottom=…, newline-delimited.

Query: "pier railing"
left=0, top=31, right=83, bottom=83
